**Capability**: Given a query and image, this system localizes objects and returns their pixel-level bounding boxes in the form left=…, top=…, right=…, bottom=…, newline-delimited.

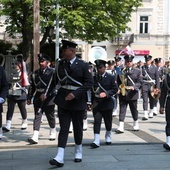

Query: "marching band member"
left=0, top=65, right=8, bottom=139
left=49, top=40, right=93, bottom=167
left=154, top=58, right=164, bottom=115
left=106, top=60, right=118, bottom=117
left=141, top=55, right=160, bottom=120
left=162, top=69, right=170, bottom=150
left=91, top=59, right=118, bottom=148
left=3, top=54, right=29, bottom=132
left=115, top=55, right=142, bottom=133
left=27, top=54, right=56, bottom=144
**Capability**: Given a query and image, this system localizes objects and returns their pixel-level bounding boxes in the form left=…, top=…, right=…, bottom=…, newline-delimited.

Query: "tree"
left=0, top=0, right=142, bottom=60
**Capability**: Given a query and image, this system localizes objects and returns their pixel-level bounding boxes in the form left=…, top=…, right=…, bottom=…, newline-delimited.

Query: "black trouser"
left=119, top=99, right=138, bottom=122
left=165, top=97, right=170, bottom=136
left=113, top=94, right=118, bottom=111
left=33, top=105, right=55, bottom=131
left=93, top=109, right=113, bottom=134
left=57, top=107, right=84, bottom=148
left=6, top=98, right=27, bottom=120
left=142, top=89, right=154, bottom=110
left=84, top=110, right=87, bottom=119
left=159, top=82, right=164, bottom=108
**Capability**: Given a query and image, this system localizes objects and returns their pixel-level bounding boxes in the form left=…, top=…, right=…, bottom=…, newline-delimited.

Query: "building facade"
left=1, top=0, right=170, bottom=63
left=79, top=0, right=170, bottom=63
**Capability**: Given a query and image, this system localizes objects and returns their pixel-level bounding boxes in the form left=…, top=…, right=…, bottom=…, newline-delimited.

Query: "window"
left=139, top=16, right=149, bottom=34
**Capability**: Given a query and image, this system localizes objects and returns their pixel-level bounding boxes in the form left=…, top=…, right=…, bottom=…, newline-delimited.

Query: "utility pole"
left=33, top=0, right=40, bottom=71
left=55, top=0, right=59, bottom=60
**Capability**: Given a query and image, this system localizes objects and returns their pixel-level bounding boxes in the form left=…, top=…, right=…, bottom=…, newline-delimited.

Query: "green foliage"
left=0, top=0, right=142, bottom=56
left=0, top=40, right=14, bottom=55
left=58, top=0, right=142, bottom=42
left=0, top=0, right=142, bottom=41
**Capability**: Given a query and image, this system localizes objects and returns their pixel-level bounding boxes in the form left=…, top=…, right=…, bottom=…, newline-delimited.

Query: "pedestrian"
left=3, top=54, right=29, bottom=132
left=0, top=65, right=9, bottom=139
left=115, top=55, right=142, bottom=133
left=27, top=53, right=56, bottom=144
left=141, top=55, right=160, bottom=120
left=162, top=70, right=170, bottom=150
left=49, top=40, right=93, bottom=167
left=91, top=59, right=118, bottom=148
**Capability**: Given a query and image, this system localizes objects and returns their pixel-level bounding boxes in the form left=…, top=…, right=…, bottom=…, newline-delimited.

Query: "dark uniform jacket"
left=141, top=65, right=160, bottom=90
left=118, top=67, right=142, bottom=101
left=160, top=73, right=170, bottom=106
left=117, top=68, right=142, bottom=100
left=157, top=66, right=164, bottom=86
left=54, top=57, right=93, bottom=110
left=0, top=66, right=9, bottom=112
left=92, top=72, right=118, bottom=111
left=27, top=67, right=55, bottom=108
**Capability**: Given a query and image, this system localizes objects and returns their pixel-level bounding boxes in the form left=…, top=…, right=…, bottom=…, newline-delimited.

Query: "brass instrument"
left=150, top=85, right=161, bottom=99
left=119, top=74, right=126, bottom=96
left=88, top=46, right=107, bottom=64
left=119, top=68, right=134, bottom=96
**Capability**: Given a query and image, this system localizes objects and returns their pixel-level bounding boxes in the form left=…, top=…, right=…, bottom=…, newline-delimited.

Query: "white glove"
left=0, top=97, right=4, bottom=104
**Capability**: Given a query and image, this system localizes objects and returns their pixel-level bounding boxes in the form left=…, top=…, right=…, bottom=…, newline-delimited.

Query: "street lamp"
left=55, top=0, right=59, bottom=60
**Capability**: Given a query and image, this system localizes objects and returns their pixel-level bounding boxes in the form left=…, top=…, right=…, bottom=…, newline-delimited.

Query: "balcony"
left=112, top=34, right=133, bottom=46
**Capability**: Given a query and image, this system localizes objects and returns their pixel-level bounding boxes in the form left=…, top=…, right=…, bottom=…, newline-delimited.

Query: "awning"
left=115, top=50, right=150, bottom=55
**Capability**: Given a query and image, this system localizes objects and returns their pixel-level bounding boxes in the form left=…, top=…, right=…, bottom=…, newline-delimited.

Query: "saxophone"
left=119, top=68, right=127, bottom=96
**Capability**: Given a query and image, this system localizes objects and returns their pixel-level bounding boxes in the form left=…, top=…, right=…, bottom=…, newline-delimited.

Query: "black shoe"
left=153, top=113, right=157, bottom=116
left=91, top=143, right=99, bottom=148
left=49, top=138, right=55, bottom=141
left=115, top=129, right=124, bottom=134
left=2, top=127, right=10, bottom=132
left=27, top=138, right=38, bottom=144
left=74, top=158, right=82, bottom=163
left=105, top=142, right=111, bottom=145
left=21, top=127, right=27, bottom=130
left=163, top=143, right=170, bottom=151
left=142, top=117, right=148, bottom=121
left=49, top=159, right=64, bottom=167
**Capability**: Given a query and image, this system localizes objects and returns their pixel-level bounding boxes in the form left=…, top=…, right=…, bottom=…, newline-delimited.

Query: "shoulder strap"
left=64, top=69, right=83, bottom=86
left=144, top=67, right=155, bottom=84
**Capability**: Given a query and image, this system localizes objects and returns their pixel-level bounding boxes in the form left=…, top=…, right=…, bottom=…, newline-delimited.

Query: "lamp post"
left=33, top=0, right=40, bottom=71
left=55, top=0, right=59, bottom=60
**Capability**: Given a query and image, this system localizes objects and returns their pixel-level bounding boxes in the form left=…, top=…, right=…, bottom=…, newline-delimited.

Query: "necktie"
left=40, top=69, right=44, bottom=75
left=66, top=61, right=71, bottom=70
left=99, top=75, right=102, bottom=81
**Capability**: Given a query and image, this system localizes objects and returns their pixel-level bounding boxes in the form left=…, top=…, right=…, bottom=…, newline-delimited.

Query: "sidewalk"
left=0, top=99, right=170, bottom=170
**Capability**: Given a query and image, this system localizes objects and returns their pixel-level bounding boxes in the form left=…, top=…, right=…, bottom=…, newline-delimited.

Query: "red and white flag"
left=21, top=61, right=30, bottom=87
left=118, top=45, right=135, bottom=56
